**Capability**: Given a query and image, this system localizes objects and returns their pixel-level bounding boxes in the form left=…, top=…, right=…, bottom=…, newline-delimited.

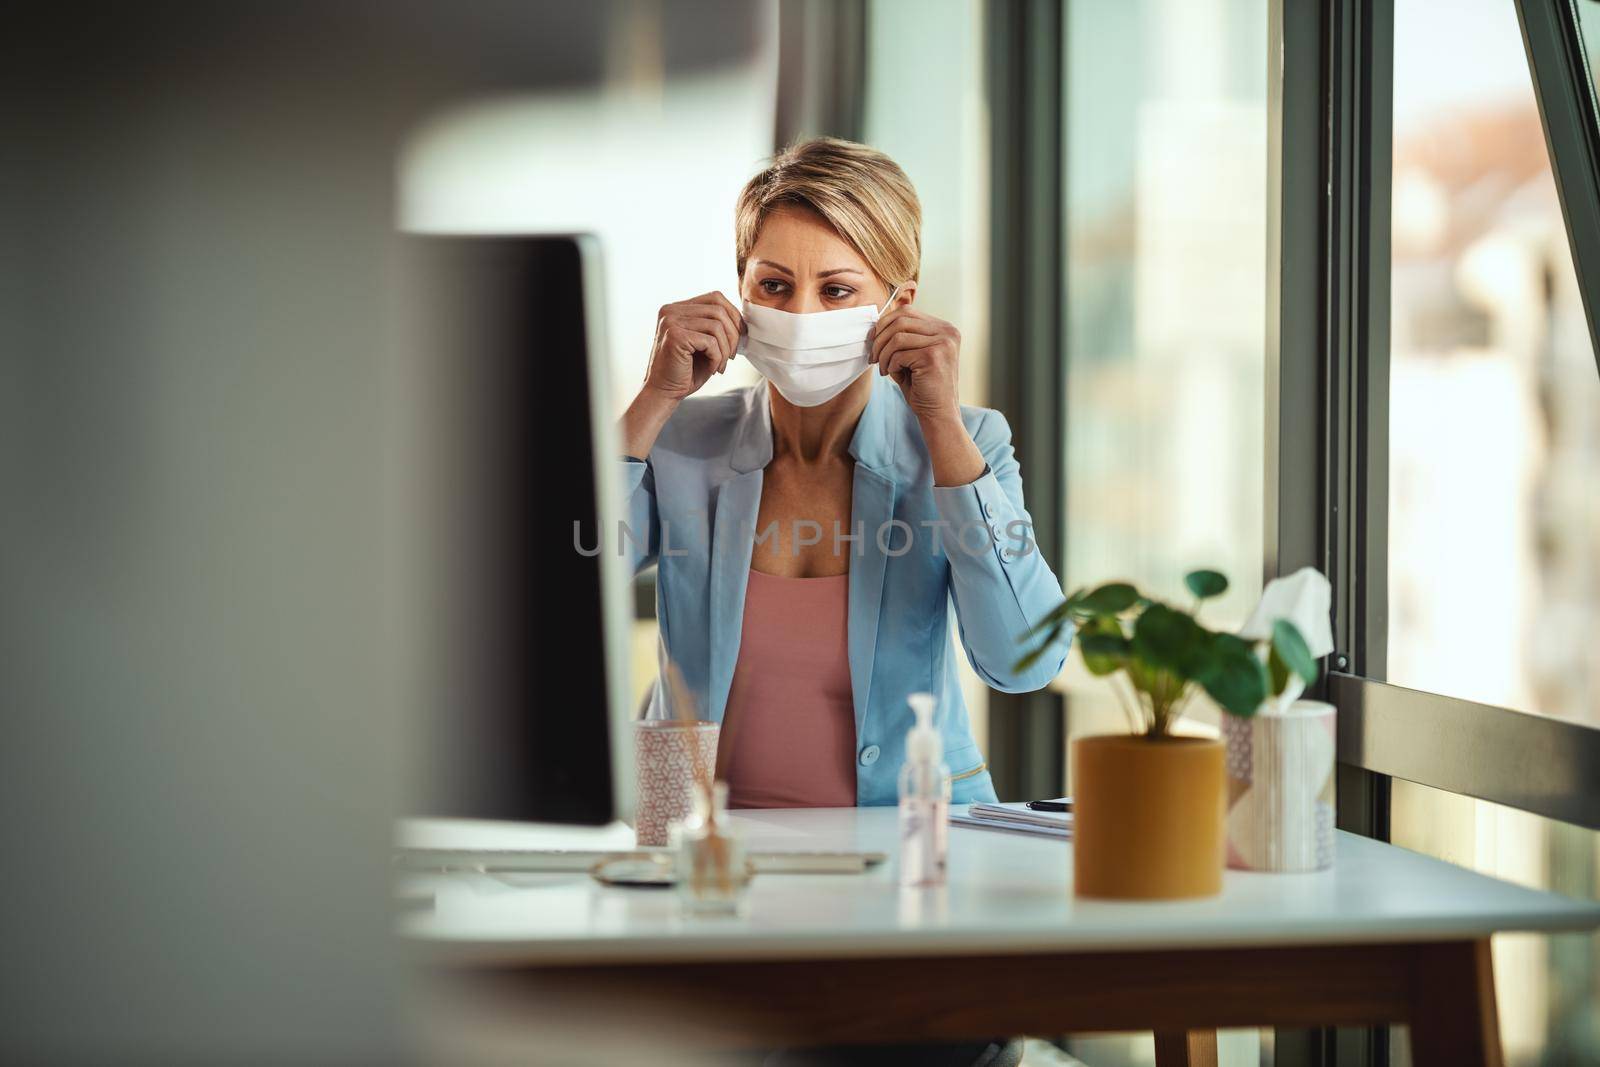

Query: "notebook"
left=949, top=800, right=1073, bottom=839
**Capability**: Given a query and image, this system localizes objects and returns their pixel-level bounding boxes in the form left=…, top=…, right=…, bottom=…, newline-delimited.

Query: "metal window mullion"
left=1265, top=0, right=1326, bottom=593
left=1353, top=0, right=1392, bottom=688
left=774, top=0, right=869, bottom=147
left=1514, top=0, right=1600, bottom=376
left=1334, top=673, right=1600, bottom=830
left=1273, top=1, right=1395, bottom=1062
left=983, top=0, right=1064, bottom=803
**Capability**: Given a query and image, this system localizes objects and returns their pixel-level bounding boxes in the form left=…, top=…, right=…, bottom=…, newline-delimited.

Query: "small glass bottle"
left=671, top=780, right=749, bottom=915
left=898, top=692, right=950, bottom=887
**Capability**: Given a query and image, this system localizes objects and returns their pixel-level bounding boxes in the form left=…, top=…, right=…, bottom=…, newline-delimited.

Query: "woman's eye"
left=759, top=279, right=787, bottom=294
left=823, top=285, right=854, bottom=300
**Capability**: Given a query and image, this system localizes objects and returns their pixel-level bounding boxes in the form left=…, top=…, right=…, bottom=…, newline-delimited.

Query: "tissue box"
left=1223, top=699, right=1336, bottom=872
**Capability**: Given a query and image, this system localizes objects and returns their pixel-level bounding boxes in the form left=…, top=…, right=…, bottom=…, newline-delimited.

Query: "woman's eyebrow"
left=752, top=259, right=794, bottom=278
left=817, top=267, right=866, bottom=279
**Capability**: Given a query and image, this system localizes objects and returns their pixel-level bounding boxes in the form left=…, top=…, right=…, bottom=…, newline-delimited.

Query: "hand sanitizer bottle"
left=898, top=692, right=950, bottom=887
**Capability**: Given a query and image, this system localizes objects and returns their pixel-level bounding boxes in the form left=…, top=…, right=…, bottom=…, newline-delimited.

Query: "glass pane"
left=1387, top=0, right=1600, bottom=725
left=1060, top=0, right=1269, bottom=1061
left=1061, top=0, right=1267, bottom=748
left=1389, top=779, right=1600, bottom=1064
left=396, top=6, right=781, bottom=704
left=863, top=0, right=994, bottom=753
left=397, top=4, right=779, bottom=417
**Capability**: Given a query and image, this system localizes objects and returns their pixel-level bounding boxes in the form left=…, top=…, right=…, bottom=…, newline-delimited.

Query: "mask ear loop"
left=877, top=283, right=903, bottom=319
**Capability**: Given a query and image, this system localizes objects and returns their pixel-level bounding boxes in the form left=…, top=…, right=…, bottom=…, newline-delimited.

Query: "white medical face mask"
left=737, top=294, right=893, bottom=407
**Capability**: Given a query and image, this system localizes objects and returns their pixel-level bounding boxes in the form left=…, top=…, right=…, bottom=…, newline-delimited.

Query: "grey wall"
left=0, top=2, right=759, bottom=1061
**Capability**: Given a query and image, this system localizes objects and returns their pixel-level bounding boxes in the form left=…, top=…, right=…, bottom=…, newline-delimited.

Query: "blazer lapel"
left=845, top=376, right=900, bottom=737
left=847, top=463, right=895, bottom=736
left=706, top=387, right=773, bottom=724
left=706, top=467, right=762, bottom=724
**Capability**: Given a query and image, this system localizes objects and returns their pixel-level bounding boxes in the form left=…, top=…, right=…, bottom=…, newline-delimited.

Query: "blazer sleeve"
left=930, top=408, right=1074, bottom=692
left=620, top=456, right=659, bottom=577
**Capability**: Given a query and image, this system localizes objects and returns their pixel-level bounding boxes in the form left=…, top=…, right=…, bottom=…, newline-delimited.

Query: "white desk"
left=401, top=807, right=1600, bottom=1066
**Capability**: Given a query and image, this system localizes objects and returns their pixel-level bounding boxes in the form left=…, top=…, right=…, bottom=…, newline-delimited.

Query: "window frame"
left=984, top=0, right=1068, bottom=803
left=1266, top=0, right=1600, bottom=1060
left=985, top=0, right=1600, bottom=1059
left=1292, top=0, right=1600, bottom=847
left=1519, top=0, right=1600, bottom=372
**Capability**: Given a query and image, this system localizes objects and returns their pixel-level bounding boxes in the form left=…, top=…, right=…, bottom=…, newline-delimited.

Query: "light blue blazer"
left=620, top=373, right=1074, bottom=806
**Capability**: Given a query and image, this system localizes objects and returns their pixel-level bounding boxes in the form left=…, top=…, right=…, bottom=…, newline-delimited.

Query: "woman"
left=618, top=137, right=1072, bottom=812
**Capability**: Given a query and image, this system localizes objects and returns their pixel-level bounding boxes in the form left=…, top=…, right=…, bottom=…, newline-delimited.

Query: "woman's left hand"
left=870, top=306, right=962, bottom=421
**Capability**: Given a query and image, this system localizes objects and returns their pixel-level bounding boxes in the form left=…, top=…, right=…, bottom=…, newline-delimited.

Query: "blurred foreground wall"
left=0, top=3, right=759, bottom=1061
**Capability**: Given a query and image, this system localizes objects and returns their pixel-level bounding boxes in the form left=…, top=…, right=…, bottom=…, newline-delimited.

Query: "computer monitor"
left=399, top=233, right=633, bottom=826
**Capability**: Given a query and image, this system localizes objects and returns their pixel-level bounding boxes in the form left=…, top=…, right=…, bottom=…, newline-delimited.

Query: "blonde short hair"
left=734, top=137, right=921, bottom=288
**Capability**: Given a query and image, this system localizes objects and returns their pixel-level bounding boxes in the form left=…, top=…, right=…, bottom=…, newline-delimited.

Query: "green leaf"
left=1077, top=616, right=1129, bottom=676
left=1127, top=656, right=1164, bottom=699
left=1197, top=632, right=1269, bottom=717
left=1131, top=602, right=1209, bottom=679
left=1267, top=644, right=1291, bottom=696
left=1076, top=581, right=1141, bottom=616
left=1012, top=646, right=1042, bottom=673
left=1012, top=626, right=1057, bottom=673
left=1271, top=619, right=1319, bottom=686
left=1184, top=569, right=1229, bottom=600
left=1037, top=599, right=1076, bottom=629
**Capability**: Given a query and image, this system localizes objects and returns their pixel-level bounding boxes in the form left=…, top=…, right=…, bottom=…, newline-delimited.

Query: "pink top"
left=716, top=568, right=858, bottom=809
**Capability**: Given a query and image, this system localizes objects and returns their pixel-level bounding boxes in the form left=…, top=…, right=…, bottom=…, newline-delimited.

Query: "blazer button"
left=858, top=745, right=881, bottom=767
left=982, top=501, right=996, bottom=519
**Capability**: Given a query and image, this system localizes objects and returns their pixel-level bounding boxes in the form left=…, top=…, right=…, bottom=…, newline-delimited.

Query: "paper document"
left=949, top=801, right=1073, bottom=839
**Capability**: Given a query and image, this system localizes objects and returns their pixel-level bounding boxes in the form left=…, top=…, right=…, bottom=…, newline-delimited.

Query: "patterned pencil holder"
left=633, top=720, right=720, bottom=847
left=1223, top=699, right=1336, bottom=872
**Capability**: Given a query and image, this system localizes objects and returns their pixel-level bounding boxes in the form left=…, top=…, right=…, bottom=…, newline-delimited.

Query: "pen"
left=1025, top=800, right=1072, bottom=812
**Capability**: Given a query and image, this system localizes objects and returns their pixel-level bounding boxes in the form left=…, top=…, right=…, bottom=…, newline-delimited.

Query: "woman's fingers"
left=706, top=290, right=744, bottom=331
left=663, top=297, right=738, bottom=368
left=868, top=307, right=907, bottom=361
left=663, top=324, right=721, bottom=367
left=882, top=341, right=934, bottom=380
left=647, top=294, right=746, bottom=399
left=687, top=292, right=743, bottom=360
left=875, top=329, right=944, bottom=372
left=675, top=313, right=736, bottom=367
left=870, top=309, right=940, bottom=362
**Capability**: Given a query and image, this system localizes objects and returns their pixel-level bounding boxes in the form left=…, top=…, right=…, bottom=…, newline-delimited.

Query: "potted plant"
left=1015, top=568, right=1322, bottom=899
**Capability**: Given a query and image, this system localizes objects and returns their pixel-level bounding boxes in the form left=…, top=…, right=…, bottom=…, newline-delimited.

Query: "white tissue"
left=1238, top=566, right=1334, bottom=714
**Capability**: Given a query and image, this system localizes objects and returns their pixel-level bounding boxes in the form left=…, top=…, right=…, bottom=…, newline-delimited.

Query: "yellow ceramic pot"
left=1071, top=734, right=1226, bottom=900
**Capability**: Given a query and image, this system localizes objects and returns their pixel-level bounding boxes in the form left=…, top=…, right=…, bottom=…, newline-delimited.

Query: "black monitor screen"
left=404, top=234, right=615, bottom=825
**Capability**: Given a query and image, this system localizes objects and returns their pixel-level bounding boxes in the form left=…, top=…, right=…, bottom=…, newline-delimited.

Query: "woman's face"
left=740, top=203, right=908, bottom=313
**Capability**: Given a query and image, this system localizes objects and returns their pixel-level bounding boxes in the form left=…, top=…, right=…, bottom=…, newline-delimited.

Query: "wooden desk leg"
left=1153, top=1029, right=1218, bottom=1067
left=1408, top=939, right=1503, bottom=1067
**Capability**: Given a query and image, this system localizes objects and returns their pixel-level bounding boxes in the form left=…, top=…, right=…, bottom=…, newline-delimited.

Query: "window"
left=1383, top=0, right=1600, bottom=1062
left=1390, top=779, right=1600, bottom=1064
left=1060, top=0, right=1269, bottom=744
left=397, top=3, right=780, bottom=418
left=1058, top=2, right=1271, bottom=1062
left=1387, top=0, right=1600, bottom=727
left=863, top=0, right=993, bottom=751
left=396, top=4, right=781, bottom=716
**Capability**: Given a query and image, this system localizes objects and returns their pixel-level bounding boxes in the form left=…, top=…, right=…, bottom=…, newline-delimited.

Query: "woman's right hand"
left=621, top=293, right=742, bottom=459
left=642, top=292, right=743, bottom=401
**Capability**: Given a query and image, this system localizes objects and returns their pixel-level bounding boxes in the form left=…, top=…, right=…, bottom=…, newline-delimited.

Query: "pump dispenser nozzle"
left=898, top=691, right=948, bottom=888
left=906, top=691, right=941, bottom=762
